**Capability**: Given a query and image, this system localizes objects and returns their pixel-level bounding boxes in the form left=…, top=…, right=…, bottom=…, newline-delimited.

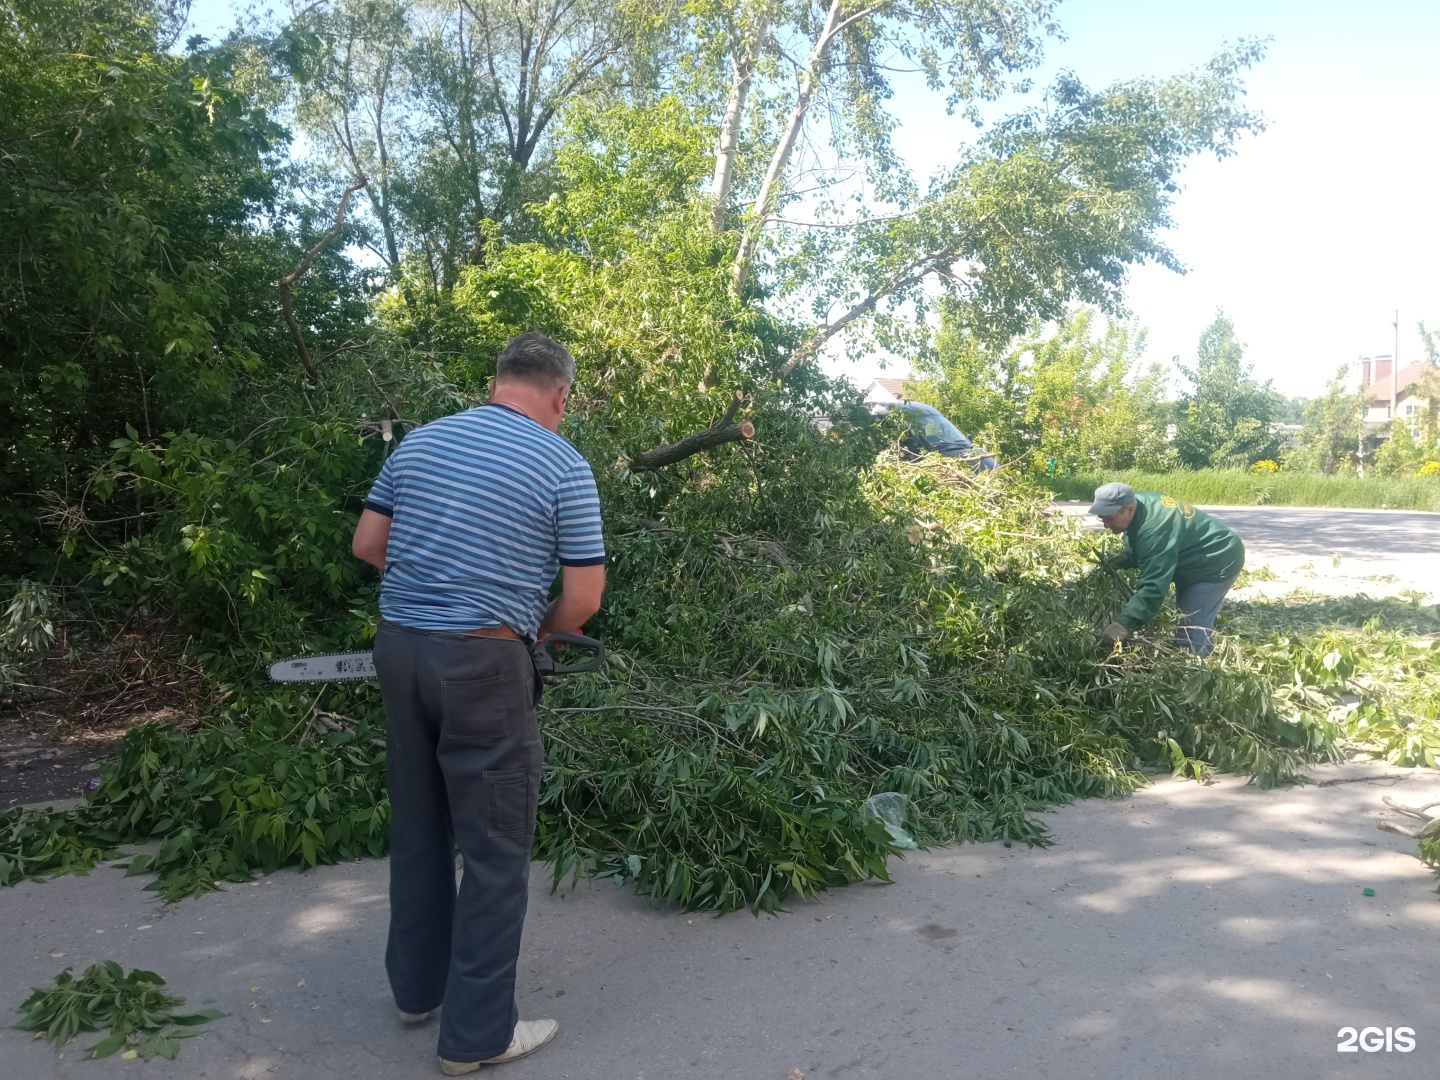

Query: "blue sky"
left=188, top=1, right=1439, bottom=398
left=880, top=0, right=1440, bottom=396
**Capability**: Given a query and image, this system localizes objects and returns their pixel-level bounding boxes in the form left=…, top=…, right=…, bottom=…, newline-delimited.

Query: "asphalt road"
left=1192, top=506, right=1440, bottom=563
left=3, top=764, right=1439, bottom=1080
left=1056, top=503, right=1440, bottom=601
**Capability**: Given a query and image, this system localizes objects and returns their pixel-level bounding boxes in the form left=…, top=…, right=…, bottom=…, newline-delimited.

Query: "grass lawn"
left=1045, top=470, right=1440, bottom=512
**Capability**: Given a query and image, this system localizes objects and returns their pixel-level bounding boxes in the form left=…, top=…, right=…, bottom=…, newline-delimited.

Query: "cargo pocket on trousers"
left=441, top=672, right=521, bottom=745
left=484, top=769, right=532, bottom=836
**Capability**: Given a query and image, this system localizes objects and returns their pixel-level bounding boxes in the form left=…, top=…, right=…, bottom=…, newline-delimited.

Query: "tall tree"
left=1292, top=368, right=1368, bottom=474
left=1173, top=311, right=1280, bottom=469
left=294, top=0, right=413, bottom=269
left=710, top=0, right=1060, bottom=297
left=293, top=0, right=672, bottom=286
left=768, top=47, right=1268, bottom=381
left=919, top=308, right=1173, bottom=471
left=0, top=0, right=305, bottom=569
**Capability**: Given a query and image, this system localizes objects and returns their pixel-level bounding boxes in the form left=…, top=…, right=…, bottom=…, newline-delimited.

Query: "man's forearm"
left=537, top=593, right=600, bottom=638
left=537, top=563, right=605, bottom=639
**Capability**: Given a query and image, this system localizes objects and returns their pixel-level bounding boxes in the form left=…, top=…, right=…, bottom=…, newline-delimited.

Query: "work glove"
left=1099, top=621, right=1131, bottom=646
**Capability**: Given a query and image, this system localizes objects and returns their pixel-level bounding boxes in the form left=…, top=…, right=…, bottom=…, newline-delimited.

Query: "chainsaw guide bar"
left=267, top=633, right=604, bottom=684
left=267, top=652, right=377, bottom=683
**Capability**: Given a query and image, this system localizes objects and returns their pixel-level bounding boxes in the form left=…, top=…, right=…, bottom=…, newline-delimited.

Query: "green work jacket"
left=1113, top=491, right=1245, bottom=629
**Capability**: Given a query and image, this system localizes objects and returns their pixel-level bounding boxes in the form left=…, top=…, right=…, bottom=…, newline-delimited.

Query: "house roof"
left=1363, top=360, right=1433, bottom=408
left=864, top=378, right=911, bottom=402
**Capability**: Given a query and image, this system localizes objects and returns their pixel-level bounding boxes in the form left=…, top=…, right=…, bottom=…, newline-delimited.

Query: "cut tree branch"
left=280, top=177, right=368, bottom=383
left=630, top=392, right=755, bottom=471
left=773, top=206, right=997, bottom=380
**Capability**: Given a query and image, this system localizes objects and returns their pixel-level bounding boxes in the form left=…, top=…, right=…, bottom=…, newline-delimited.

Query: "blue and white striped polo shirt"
left=363, top=404, right=605, bottom=638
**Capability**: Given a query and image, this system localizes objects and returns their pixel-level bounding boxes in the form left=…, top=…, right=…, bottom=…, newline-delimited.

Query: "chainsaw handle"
left=534, top=632, right=606, bottom=674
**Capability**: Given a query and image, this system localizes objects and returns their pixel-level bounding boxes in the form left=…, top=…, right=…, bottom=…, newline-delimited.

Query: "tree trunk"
left=709, top=21, right=766, bottom=231
left=372, top=76, right=400, bottom=268
left=730, top=0, right=854, bottom=296
left=280, top=178, right=368, bottom=384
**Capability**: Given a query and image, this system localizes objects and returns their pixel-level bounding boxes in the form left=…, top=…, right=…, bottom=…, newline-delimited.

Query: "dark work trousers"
left=1174, top=576, right=1238, bottom=658
left=373, top=620, right=543, bottom=1063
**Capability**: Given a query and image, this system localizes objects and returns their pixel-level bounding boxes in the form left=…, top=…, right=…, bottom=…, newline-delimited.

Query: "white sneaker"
left=440, top=1019, right=559, bottom=1073
left=399, top=1009, right=434, bottom=1023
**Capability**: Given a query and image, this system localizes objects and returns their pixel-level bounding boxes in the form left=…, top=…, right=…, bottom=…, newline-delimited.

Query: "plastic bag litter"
left=861, top=792, right=917, bottom=849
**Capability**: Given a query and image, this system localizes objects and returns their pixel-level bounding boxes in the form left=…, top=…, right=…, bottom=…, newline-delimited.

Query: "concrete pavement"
left=3, top=764, right=1439, bottom=1079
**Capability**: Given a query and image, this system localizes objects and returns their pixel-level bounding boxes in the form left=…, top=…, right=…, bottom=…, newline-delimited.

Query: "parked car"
left=877, top=401, right=997, bottom=471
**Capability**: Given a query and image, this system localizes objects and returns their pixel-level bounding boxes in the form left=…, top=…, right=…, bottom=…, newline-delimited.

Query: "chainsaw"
left=267, top=632, right=606, bottom=684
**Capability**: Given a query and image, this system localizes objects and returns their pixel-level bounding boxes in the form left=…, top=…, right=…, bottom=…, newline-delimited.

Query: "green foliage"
left=5, top=1, right=1434, bottom=920
left=1045, top=470, right=1440, bottom=512
left=1273, top=395, right=1309, bottom=425
left=1286, top=367, right=1372, bottom=474
left=1225, top=594, right=1440, bottom=879
left=99, top=699, right=390, bottom=901
left=0, top=0, right=373, bottom=576
left=8, top=446, right=1395, bottom=913
left=1174, top=311, right=1281, bottom=469
left=1332, top=640, right=1440, bottom=771
left=918, top=308, right=1173, bottom=470
left=0, top=579, right=59, bottom=692
left=0, top=695, right=389, bottom=901
left=91, top=416, right=382, bottom=660
left=15, top=961, right=224, bottom=1061
left=505, top=449, right=1362, bottom=910
left=792, top=45, right=1267, bottom=371
left=1423, top=832, right=1440, bottom=895
left=1372, top=418, right=1429, bottom=478
left=0, top=805, right=120, bottom=887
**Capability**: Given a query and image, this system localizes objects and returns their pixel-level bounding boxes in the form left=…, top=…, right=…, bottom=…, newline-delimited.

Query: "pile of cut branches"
left=530, top=452, right=1347, bottom=910
left=5, top=446, right=1435, bottom=910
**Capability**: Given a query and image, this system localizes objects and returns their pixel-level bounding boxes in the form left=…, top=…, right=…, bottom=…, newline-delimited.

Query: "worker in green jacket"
left=1089, top=482, right=1245, bottom=657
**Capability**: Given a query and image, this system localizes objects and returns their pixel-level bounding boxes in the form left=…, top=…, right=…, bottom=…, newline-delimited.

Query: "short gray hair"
left=495, top=332, right=575, bottom=388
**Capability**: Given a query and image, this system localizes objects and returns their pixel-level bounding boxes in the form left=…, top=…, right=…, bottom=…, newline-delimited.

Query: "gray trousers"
left=373, top=621, right=542, bottom=1062
left=1174, top=578, right=1236, bottom=658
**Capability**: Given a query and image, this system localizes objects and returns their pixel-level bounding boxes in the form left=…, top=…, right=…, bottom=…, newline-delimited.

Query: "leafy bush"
left=0, top=579, right=58, bottom=692
left=90, top=419, right=383, bottom=664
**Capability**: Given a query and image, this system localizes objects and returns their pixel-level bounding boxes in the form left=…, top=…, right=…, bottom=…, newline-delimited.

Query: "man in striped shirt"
left=351, top=332, right=605, bottom=1073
